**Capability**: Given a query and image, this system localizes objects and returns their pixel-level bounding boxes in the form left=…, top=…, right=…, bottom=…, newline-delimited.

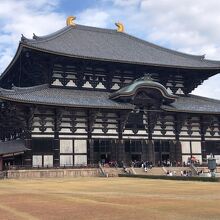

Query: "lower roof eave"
left=21, top=44, right=220, bottom=71
left=2, top=151, right=26, bottom=158
left=161, top=106, right=220, bottom=115
left=0, top=96, right=135, bottom=111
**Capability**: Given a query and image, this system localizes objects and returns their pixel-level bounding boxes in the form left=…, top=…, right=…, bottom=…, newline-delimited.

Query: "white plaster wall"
left=59, top=135, right=87, bottom=138
left=181, top=141, right=191, bottom=154
left=32, top=128, right=40, bottom=133
left=107, top=129, right=118, bottom=134
left=60, top=155, right=73, bottom=166
left=33, top=155, right=42, bottom=167
left=52, top=79, right=62, bottom=86
left=60, top=128, right=71, bottom=133
left=32, top=134, right=54, bottom=138
left=182, top=155, right=191, bottom=163
left=60, top=140, right=73, bottom=153
left=74, top=155, right=87, bottom=166
left=66, top=80, right=76, bottom=87
left=43, top=155, right=53, bottom=167
left=74, top=140, right=87, bottom=153
left=45, top=128, right=53, bottom=133
left=82, top=81, right=93, bottom=88
left=165, top=131, right=175, bottom=136
left=191, top=142, right=201, bottom=154
left=153, top=136, right=174, bottom=140
left=96, top=82, right=105, bottom=89
left=75, top=129, right=86, bottom=134
left=92, top=129, right=104, bottom=133
left=123, top=130, right=134, bottom=135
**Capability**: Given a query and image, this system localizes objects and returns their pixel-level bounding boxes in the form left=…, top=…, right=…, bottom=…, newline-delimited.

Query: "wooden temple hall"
left=1, top=16, right=220, bottom=169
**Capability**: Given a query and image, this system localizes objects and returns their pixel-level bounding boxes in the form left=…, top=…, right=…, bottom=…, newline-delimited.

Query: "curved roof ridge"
left=12, top=84, right=49, bottom=92
left=21, top=26, right=72, bottom=43
left=72, top=24, right=117, bottom=34
left=0, top=84, right=49, bottom=95
left=119, top=32, right=206, bottom=61
left=0, top=87, right=15, bottom=95
left=26, top=25, right=118, bottom=44
left=28, top=25, right=118, bottom=44
left=110, top=77, right=177, bottom=101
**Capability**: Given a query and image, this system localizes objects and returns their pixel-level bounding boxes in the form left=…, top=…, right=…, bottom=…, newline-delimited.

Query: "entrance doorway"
left=131, top=154, right=141, bottom=161
left=161, top=153, right=169, bottom=162
left=100, top=154, right=111, bottom=164
left=154, top=140, right=170, bottom=165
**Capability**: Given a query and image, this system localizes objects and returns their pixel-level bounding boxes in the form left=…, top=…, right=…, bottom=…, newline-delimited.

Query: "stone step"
left=102, top=167, right=124, bottom=177
left=134, top=167, right=165, bottom=176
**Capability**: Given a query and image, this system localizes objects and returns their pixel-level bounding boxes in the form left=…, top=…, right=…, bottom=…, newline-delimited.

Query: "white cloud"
left=0, top=0, right=65, bottom=73
left=111, top=0, right=142, bottom=7
left=77, top=9, right=110, bottom=27
left=192, top=75, right=220, bottom=99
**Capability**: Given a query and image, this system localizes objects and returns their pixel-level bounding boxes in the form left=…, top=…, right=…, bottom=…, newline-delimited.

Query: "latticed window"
left=125, top=112, right=144, bottom=129
left=93, top=140, right=112, bottom=152
left=124, top=140, right=142, bottom=153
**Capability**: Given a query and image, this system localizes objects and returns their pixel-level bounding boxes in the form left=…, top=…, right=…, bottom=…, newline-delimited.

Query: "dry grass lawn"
left=0, top=177, right=219, bottom=220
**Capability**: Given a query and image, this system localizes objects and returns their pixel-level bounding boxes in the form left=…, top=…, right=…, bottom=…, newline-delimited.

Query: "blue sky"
left=1, top=0, right=220, bottom=98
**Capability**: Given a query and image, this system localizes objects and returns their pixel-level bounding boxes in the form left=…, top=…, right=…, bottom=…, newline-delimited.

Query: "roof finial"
left=66, top=16, right=76, bottom=26
left=135, top=73, right=153, bottom=82
left=115, top=22, right=124, bottom=32
left=142, top=73, right=153, bottom=81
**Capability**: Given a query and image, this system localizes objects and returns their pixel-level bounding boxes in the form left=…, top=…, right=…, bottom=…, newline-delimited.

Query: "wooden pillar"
left=200, top=116, right=208, bottom=163
left=111, top=140, right=117, bottom=162
left=174, top=113, right=186, bottom=164
left=53, top=109, right=61, bottom=167
left=141, top=140, right=147, bottom=161
left=87, top=110, right=96, bottom=165
left=23, top=110, right=34, bottom=167
left=117, top=139, right=125, bottom=163
left=88, top=139, right=94, bottom=165
left=117, top=112, right=126, bottom=164
left=175, top=140, right=182, bottom=163
left=147, top=111, right=155, bottom=165
left=201, top=140, right=206, bottom=162
left=24, top=131, right=32, bottom=167
left=53, top=137, right=60, bottom=167
left=146, top=140, right=155, bottom=164
left=0, top=156, right=3, bottom=171
left=169, top=140, right=176, bottom=162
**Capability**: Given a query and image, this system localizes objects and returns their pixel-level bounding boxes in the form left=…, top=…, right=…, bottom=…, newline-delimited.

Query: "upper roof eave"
left=22, top=24, right=212, bottom=61
left=18, top=43, right=220, bottom=71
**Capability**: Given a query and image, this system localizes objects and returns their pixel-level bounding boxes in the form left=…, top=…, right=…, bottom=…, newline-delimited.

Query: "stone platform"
left=6, top=168, right=101, bottom=179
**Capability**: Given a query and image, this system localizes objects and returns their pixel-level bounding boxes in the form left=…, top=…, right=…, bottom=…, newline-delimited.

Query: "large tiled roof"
left=0, top=140, right=27, bottom=156
left=20, top=25, right=220, bottom=69
left=162, top=95, right=220, bottom=114
left=0, top=85, right=134, bottom=110
left=0, top=84, right=220, bottom=114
